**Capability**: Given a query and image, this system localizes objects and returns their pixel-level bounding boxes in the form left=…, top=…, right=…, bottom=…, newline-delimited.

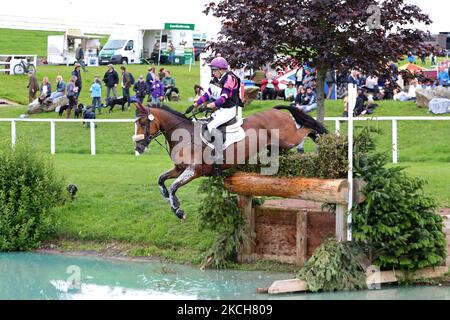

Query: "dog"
left=66, top=184, right=78, bottom=200
left=103, top=96, right=128, bottom=113
left=58, top=104, right=69, bottom=117
left=58, top=103, right=83, bottom=118
left=74, top=103, right=85, bottom=118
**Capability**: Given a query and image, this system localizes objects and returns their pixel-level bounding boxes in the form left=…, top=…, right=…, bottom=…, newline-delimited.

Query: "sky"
left=0, top=0, right=449, bottom=35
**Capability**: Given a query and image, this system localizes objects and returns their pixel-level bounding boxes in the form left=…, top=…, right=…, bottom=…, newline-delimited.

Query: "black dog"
left=58, top=103, right=83, bottom=118
left=104, top=96, right=128, bottom=113
left=58, top=104, right=69, bottom=117
left=74, top=103, right=85, bottom=118
left=66, top=184, right=78, bottom=200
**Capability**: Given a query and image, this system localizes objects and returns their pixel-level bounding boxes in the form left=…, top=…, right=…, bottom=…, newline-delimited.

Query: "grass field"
left=0, top=28, right=108, bottom=58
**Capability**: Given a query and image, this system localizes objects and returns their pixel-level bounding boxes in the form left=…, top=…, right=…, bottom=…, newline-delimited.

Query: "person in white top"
left=407, top=78, right=419, bottom=100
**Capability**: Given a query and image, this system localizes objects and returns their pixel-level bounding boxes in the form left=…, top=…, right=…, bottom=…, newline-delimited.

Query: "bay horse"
left=133, top=103, right=327, bottom=220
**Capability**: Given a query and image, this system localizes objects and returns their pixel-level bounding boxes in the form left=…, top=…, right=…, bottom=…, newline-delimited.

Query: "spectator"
left=325, top=70, right=336, bottom=99
left=27, top=71, right=38, bottom=103
left=71, top=63, right=82, bottom=98
left=145, top=67, right=155, bottom=102
left=168, top=41, right=175, bottom=64
left=66, top=75, right=78, bottom=119
left=90, top=76, right=102, bottom=114
left=295, top=66, right=305, bottom=88
left=407, top=78, right=419, bottom=100
left=39, top=76, right=52, bottom=103
left=158, top=67, right=166, bottom=80
left=284, top=81, right=297, bottom=101
left=50, top=75, right=66, bottom=100
left=75, top=43, right=87, bottom=72
left=261, top=72, right=279, bottom=100
left=103, top=64, right=119, bottom=99
left=297, top=87, right=317, bottom=112
left=430, top=53, right=437, bottom=66
left=133, top=76, right=147, bottom=103
left=151, top=75, right=165, bottom=107
left=294, top=86, right=307, bottom=107
left=407, top=52, right=416, bottom=64
left=365, top=75, right=379, bottom=94
left=194, top=84, right=204, bottom=103
left=302, top=68, right=316, bottom=89
left=438, top=67, right=449, bottom=87
left=120, top=66, right=132, bottom=110
left=162, top=70, right=179, bottom=101
left=393, top=88, right=410, bottom=101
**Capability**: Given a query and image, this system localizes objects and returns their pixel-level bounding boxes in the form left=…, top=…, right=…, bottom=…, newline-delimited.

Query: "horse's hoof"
left=175, top=208, right=186, bottom=220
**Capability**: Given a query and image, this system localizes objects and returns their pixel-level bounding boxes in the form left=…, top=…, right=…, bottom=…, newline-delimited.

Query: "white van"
left=98, top=29, right=143, bottom=65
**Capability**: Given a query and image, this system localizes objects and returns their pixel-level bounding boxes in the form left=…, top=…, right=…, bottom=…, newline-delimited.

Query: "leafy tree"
left=205, top=0, right=431, bottom=122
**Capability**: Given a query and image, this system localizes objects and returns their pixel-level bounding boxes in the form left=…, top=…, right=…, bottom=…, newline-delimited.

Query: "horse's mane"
left=273, top=105, right=328, bottom=135
left=150, top=105, right=190, bottom=122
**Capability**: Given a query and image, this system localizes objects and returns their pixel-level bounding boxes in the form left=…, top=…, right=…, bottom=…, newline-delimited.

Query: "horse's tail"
left=274, top=106, right=328, bottom=136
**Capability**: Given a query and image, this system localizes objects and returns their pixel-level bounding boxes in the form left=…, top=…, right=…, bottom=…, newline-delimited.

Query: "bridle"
left=134, top=107, right=212, bottom=154
left=135, top=112, right=166, bottom=153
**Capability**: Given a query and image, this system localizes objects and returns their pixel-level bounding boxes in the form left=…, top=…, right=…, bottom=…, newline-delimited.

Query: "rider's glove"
left=184, top=105, right=195, bottom=114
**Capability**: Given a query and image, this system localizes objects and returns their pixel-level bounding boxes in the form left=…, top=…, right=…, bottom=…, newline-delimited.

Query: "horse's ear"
left=135, top=102, right=146, bottom=115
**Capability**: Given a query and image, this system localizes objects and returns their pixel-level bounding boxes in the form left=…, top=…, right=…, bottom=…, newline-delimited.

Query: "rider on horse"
left=190, top=57, right=243, bottom=144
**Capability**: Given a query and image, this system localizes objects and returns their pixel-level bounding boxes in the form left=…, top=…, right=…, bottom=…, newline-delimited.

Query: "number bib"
left=209, top=84, right=222, bottom=100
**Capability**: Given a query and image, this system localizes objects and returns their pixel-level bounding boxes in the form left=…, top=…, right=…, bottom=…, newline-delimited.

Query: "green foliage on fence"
left=352, top=130, right=447, bottom=271
left=198, top=176, right=246, bottom=269
left=0, top=144, right=65, bottom=251
left=297, top=238, right=367, bottom=292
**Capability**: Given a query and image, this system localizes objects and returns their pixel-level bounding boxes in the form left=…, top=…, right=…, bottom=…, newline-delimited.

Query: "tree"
left=205, top=0, right=432, bottom=122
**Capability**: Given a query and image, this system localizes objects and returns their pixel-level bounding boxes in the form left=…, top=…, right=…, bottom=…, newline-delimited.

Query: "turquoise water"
left=0, top=253, right=448, bottom=300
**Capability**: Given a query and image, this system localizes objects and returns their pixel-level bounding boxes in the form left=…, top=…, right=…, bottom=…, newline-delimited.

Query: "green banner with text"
left=164, top=23, right=195, bottom=30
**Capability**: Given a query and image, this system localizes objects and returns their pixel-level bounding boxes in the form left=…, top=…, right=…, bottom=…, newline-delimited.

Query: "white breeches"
left=207, top=107, right=237, bottom=132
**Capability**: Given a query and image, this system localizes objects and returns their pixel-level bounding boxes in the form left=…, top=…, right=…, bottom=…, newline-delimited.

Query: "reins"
left=137, top=108, right=206, bottom=156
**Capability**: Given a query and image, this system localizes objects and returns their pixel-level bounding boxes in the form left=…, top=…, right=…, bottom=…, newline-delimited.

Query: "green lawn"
left=0, top=28, right=108, bottom=58
left=51, top=153, right=212, bottom=264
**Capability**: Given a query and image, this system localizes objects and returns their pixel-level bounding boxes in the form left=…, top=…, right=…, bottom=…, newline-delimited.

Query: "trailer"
left=47, top=29, right=102, bottom=66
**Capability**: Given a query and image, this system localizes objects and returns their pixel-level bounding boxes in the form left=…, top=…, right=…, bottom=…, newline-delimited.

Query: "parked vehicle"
left=47, top=29, right=101, bottom=65
left=99, top=26, right=197, bottom=65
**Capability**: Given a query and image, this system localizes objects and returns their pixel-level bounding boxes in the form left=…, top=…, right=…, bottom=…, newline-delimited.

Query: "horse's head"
left=133, top=103, right=161, bottom=155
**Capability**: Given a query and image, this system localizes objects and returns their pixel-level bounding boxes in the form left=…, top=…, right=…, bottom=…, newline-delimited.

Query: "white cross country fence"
left=1, top=116, right=449, bottom=159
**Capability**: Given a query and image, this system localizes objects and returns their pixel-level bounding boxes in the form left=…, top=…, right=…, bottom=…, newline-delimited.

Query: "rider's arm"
left=210, top=74, right=236, bottom=108
left=194, top=90, right=212, bottom=106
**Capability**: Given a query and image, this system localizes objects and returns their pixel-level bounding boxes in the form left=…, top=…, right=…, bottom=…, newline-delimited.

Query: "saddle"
left=197, top=107, right=245, bottom=151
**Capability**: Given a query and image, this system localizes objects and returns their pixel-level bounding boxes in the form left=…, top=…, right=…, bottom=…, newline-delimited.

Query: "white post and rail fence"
left=1, top=117, right=448, bottom=160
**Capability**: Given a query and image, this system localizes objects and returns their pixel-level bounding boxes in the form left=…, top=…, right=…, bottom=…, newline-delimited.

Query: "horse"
left=133, top=103, right=327, bottom=220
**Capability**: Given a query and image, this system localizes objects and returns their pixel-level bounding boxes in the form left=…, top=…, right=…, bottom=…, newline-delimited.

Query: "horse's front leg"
left=168, top=165, right=199, bottom=220
left=158, top=167, right=182, bottom=201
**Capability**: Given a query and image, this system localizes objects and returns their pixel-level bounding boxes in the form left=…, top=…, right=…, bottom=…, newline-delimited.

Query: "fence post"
left=335, top=119, right=340, bottom=134
left=11, top=120, right=16, bottom=147
left=90, top=121, right=96, bottom=156
left=50, top=120, right=56, bottom=155
left=392, top=119, right=398, bottom=164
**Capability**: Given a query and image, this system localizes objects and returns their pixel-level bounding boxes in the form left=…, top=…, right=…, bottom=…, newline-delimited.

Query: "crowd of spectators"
left=27, top=64, right=180, bottom=119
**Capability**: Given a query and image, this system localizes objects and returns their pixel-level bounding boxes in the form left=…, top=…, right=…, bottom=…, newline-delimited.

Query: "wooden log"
left=224, top=172, right=365, bottom=204
left=267, top=266, right=449, bottom=294
left=268, top=279, right=308, bottom=294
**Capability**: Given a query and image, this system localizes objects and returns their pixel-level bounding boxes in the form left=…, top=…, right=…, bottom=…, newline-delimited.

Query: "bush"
left=352, top=130, right=447, bottom=271
left=0, top=144, right=65, bottom=251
